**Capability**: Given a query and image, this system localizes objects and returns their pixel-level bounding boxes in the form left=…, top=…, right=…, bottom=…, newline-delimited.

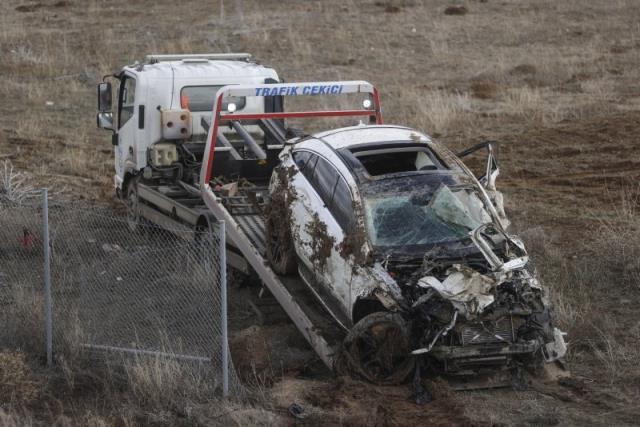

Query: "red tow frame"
left=202, top=83, right=382, bottom=185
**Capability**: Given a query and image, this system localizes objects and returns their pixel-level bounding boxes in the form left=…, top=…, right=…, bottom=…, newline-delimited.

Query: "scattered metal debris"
left=288, top=403, right=307, bottom=419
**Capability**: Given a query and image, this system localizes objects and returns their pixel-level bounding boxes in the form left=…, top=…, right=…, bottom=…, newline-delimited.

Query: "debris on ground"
left=444, top=6, right=468, bottom=15
left=288, top=403, right=307, bottom=419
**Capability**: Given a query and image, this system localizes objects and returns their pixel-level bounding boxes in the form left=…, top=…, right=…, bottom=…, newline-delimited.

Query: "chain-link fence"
left=0, top=191, right=241, bottom=397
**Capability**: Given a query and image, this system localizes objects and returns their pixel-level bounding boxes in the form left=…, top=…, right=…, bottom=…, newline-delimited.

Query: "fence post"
left=219, top=220, right=229, bottom=398
left=42, top=188, right=53, bottom=367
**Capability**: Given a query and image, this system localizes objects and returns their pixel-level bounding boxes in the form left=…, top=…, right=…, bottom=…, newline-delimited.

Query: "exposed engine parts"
left=372, top=231, right=568, bottom=379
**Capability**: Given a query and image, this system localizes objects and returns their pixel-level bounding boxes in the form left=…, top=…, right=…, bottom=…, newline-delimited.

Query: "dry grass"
left=0, top=346, right=267, bottom=425
left=124, top=354, right=217, bottom=410
left=0, top=352, right=41, bottom=406
left=0, top=409, right=32, bottom=427
left=592, top=186, right=640, bottom=287
left=0, top=244, right=268, bottom=424
left=503, top=87, right=545, bottom=122
left=414, top=90, right=473, bottom=134
left=0, top=283, right=45, bottom=354
left=520, top=186, right=640, bottom=386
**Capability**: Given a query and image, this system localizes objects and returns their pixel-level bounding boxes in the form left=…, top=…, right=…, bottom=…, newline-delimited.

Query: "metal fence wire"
left=0, top=195, right=241, bottom=397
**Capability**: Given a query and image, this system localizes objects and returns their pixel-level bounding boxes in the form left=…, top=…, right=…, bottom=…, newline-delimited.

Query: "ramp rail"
left=199, top=81, right=382, bottom=367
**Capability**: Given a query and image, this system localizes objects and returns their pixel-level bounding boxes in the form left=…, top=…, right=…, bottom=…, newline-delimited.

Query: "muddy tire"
left=265, top=201, right=297, bottom=275
left=335, top=311, right=415, bottom=385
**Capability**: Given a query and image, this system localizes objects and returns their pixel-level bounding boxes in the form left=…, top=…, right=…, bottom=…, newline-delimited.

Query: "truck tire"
left=265, top=203, right=297, bottom=275
left=335, top=312, right=415, bottom=385
left=125, top=178, right=144, bottom=233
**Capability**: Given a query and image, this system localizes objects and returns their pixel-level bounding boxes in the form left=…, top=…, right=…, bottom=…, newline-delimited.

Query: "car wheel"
left=335, top=311, right=415, bottom=385
left=265, top=201, right=298, bottom=275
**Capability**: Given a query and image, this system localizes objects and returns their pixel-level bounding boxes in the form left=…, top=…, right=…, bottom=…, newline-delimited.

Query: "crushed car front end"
left=388, top=240, right=567, bottom=379
left=333, top=135, right=567, bottom=384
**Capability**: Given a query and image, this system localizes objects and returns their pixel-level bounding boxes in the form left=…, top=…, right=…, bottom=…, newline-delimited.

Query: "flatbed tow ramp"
left=198, top=81, right=383, bottom=368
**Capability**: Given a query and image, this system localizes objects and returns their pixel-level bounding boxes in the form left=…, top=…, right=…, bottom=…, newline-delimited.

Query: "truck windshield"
left=180, top=86, right=247, bottom=112
left=363, top=185, right=492, bottom=248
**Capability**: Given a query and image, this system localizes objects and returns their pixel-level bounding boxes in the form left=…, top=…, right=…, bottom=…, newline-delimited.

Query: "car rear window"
left=352, top=146, right=445, bottom=176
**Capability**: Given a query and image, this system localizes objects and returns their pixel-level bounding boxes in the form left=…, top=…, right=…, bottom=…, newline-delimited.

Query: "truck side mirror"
left=97, top=112, right=114, bottom=130
left=97, top=82, right=114, bottom=131
left=97, top=82, right=112, bottom=113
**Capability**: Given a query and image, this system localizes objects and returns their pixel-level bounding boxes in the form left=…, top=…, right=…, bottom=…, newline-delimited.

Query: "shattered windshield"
left=364, top=185, right=493, bottom=248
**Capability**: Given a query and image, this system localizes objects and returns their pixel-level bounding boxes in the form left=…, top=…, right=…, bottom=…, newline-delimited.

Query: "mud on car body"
left=266, top=125, right=567, bottom=384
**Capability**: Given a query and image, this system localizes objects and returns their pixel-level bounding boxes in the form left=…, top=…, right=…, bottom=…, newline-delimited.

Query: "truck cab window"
left=118, top=76, right=136, bottom=128
left=181, top=86, right=246, bottom=112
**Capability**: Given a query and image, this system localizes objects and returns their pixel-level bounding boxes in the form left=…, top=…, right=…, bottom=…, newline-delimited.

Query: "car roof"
left=309, top=125, right=433, bottom=150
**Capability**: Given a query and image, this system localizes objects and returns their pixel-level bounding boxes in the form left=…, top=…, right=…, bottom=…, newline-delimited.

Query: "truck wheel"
left=265, top=204, right=297, bottom=275
left=125, top=179, right=144, bottom=233
left=335, top=312, right=415, bottom=385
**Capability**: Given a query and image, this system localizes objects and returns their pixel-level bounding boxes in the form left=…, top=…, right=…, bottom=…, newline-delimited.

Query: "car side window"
left=294, top=151, right=355, bottom=232
left=331, top=177, right=355, bottom=232
left=293, top=151, right=312, bottom=171
left=293, top=151, right=318, bottom=184
left=118, top=75, right=136, bottom=129
left=310, top=156, right=338, bottom=208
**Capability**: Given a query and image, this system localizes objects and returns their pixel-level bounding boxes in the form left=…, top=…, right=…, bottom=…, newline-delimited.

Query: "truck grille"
left=460, top=317, right=514, bottom=346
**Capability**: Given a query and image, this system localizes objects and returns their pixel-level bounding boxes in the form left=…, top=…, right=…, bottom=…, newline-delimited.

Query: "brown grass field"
left=1, top=0, right=640, bottom=424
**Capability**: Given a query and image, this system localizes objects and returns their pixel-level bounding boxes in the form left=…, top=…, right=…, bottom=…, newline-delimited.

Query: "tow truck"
left=96, top=53, right=382, bottom=367
left=96, top=56, right=566, bottom=383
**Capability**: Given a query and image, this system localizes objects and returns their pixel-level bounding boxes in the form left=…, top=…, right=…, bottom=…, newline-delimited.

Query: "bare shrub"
left=0, top=161, right=37, bottom=206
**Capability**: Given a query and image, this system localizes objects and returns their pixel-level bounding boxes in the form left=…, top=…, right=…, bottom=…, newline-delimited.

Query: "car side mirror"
left=97, top=82, right=112, bottom=113
left=97, top=112, right=113, bottom=130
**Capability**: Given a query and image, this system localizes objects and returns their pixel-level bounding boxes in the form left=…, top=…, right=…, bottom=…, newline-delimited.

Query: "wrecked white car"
left=266, top=125, right=567, bottom=384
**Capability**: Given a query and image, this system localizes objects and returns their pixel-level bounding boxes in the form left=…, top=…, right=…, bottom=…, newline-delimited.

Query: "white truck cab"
left=97, top=53, right=279, bottom=195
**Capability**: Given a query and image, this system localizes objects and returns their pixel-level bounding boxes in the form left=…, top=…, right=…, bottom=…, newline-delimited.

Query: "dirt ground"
left=2, top=0, right=640, bottom=425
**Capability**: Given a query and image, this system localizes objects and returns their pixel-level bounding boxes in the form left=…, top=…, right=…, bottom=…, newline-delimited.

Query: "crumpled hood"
left=418, top=264, right=497, bottom=316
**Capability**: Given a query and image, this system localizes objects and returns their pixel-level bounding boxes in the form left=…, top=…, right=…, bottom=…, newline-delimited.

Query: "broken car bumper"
left=429, top=339, right=541, bottom=362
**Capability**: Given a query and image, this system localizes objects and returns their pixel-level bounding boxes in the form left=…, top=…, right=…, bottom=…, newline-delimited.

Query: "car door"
left=289, top=150, right=356, bottom=325
left=115, top=74, right=138, bottom=179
